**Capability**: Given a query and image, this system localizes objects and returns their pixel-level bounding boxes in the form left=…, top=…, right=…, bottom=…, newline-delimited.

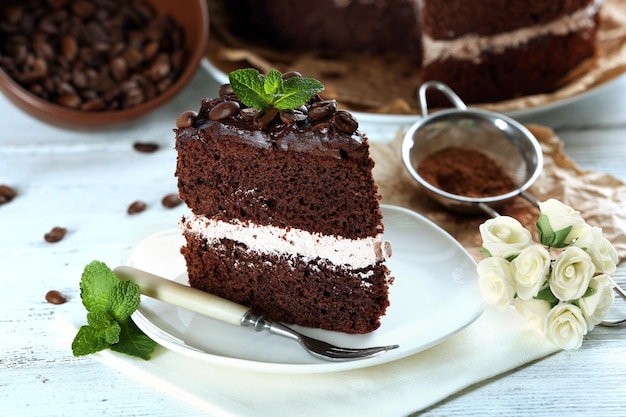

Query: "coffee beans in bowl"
left=0, top=0, right=209, bottom=129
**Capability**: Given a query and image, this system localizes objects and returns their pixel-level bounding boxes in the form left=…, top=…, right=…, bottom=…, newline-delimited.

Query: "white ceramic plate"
left=127, top=204, right=483, bottom=374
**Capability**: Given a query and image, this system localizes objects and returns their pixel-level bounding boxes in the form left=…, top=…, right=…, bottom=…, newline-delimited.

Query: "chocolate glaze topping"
left=175, top=85, right=368, bottom=161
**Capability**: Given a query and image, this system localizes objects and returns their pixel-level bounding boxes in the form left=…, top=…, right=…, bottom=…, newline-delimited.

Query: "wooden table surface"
left=2, top=66, right=626, bottom=417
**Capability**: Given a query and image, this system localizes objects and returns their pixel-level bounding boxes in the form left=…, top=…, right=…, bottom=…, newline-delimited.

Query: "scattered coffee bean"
left=161, top=193, right=182, bottom=208
left=133, top=142, right=159, bottom=153
left=127, top=200, right=147, bottom=215
left=176, top=110, right=197, bottom=128
left=45, top=290, right=67, bottom=305
left=209, top=101, right=240, bottom=121
left=333, top=110, right=359, bottom=134
left=0, top=0, right=186, bottom=112
left=0, top=184, right=17, bottom=205
left=44, top=226, right=67, bottom=243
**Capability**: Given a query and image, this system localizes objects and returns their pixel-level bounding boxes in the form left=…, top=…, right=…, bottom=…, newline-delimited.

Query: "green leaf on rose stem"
left=480, top=247, right=492, bottom=257
left=505, top=254, right=519, bottom=262
left=229, top=68, right=324, bottom=111
left=536, top=214, right=572, bottom=248
left=535, top=285, right=560, bottom=308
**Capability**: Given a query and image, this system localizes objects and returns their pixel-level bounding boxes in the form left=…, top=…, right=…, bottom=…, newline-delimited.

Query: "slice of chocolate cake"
left=174, top=69, right=393, bottom=334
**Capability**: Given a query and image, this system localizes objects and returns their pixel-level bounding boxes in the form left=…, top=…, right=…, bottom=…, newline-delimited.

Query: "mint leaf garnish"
left=72, top=325, right=116, bottom=357
left=108, top=280, right=141, bottom=322
left=111, top=320, right=156, bottom=360
left=80, top=260, right=118, bottom=313
left=275, top=76, right=324, bottom=110
left=229, top=68, right=323, bottom=111
left=72, top=260, right=156, bottom=360
left=229, top=68, right=271, bottom=110
left=263, top=68, right=283, bottom=97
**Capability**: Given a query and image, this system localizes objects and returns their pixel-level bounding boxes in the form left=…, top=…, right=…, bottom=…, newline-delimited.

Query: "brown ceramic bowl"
left=0, top=0, right=209, bottom=129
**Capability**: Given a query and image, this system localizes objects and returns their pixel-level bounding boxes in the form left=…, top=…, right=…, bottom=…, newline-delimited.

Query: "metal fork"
left=241, top=311, right=398, bottom=361
left=114, top=266, right=399, bottom=361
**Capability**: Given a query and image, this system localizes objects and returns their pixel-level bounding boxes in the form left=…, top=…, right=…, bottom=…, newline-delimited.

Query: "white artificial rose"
left=573, top=226, right=618, bottom=275
left=512, top=244, right=551, bottom=301
left=544, top=302, right=588, bottom=349
left=514, top=298, right=551, bottom=330
left=539, top=199, right=591, bottom=245
left=578, top=274, right=615, bottom=330
left=479, top=216, right=533, bottom=259
left=477, top=256, right=516, bottom=311
left=550, top=246, right=595, bottom=301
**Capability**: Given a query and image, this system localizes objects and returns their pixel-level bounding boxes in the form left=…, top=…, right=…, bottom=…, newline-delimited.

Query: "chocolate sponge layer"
left=182, top=234, right=391, bottom=334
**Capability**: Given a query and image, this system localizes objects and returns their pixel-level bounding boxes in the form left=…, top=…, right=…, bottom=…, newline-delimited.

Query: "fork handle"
left=114, top=266, right=250, bottom=327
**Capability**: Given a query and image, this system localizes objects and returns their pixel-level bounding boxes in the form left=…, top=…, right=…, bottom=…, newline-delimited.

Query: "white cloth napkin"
left=55, top=305, right=558, bottom=417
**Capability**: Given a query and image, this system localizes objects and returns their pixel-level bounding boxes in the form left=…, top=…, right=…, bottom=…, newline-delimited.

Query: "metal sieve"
left=401, top=81, right=543, bottom=217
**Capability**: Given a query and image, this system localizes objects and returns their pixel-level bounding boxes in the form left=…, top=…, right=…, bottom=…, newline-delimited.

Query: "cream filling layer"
left=422, top=0, right=602, bottom=65
left=180, top=214, right=391, bottom=270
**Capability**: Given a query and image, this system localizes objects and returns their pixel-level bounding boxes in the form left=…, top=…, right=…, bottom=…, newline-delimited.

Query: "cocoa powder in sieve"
left=417, top=146, right=516, bottom=198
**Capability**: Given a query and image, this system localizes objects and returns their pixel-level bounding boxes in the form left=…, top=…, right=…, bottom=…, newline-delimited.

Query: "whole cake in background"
left=213, top=0, right=602, bottom=105
left=174, top=69, right=393, bottom=334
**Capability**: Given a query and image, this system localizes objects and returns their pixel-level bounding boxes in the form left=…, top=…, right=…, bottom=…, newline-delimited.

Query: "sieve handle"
left=418, top=81, right=468, bottom=117
left=477, top=191, right=540, bottom=218
left=477, top=203, right=500, bottom=218
left=520, top=191, right=540, bottom=208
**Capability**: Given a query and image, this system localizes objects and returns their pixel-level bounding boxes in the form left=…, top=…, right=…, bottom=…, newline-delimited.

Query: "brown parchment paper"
left=206, top=0, right=626, bottom=114
left=369, top=125, right=626, bottom=262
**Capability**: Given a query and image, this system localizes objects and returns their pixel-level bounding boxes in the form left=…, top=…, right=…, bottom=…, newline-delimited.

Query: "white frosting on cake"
left=180, top=214, right=391, bottom=269
left=422, top=0, right=602, bottom=65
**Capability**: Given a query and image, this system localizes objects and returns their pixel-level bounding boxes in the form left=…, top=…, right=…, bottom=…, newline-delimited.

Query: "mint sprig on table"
left=229, top=68, right=324, bottom=111
left=72, top=260, right=156, bottom=360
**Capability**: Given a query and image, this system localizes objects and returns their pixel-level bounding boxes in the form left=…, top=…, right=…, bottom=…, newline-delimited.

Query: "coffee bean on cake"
left=209, top=101, right=240, bottom=121
left=333, top=110, right=358, bottom=134
left=176, top=110, right=197, bottom=128
left=0, top=0, right=186, bottom=111
left=308, top=100, right=336, bottom=121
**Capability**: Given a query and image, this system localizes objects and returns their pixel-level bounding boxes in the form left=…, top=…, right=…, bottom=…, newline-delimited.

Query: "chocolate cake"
left=174, top=70, right=393, bottom=334
left=420, top=0, right=601, bottom=104
left=212, top=0, right=602, bottom=105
